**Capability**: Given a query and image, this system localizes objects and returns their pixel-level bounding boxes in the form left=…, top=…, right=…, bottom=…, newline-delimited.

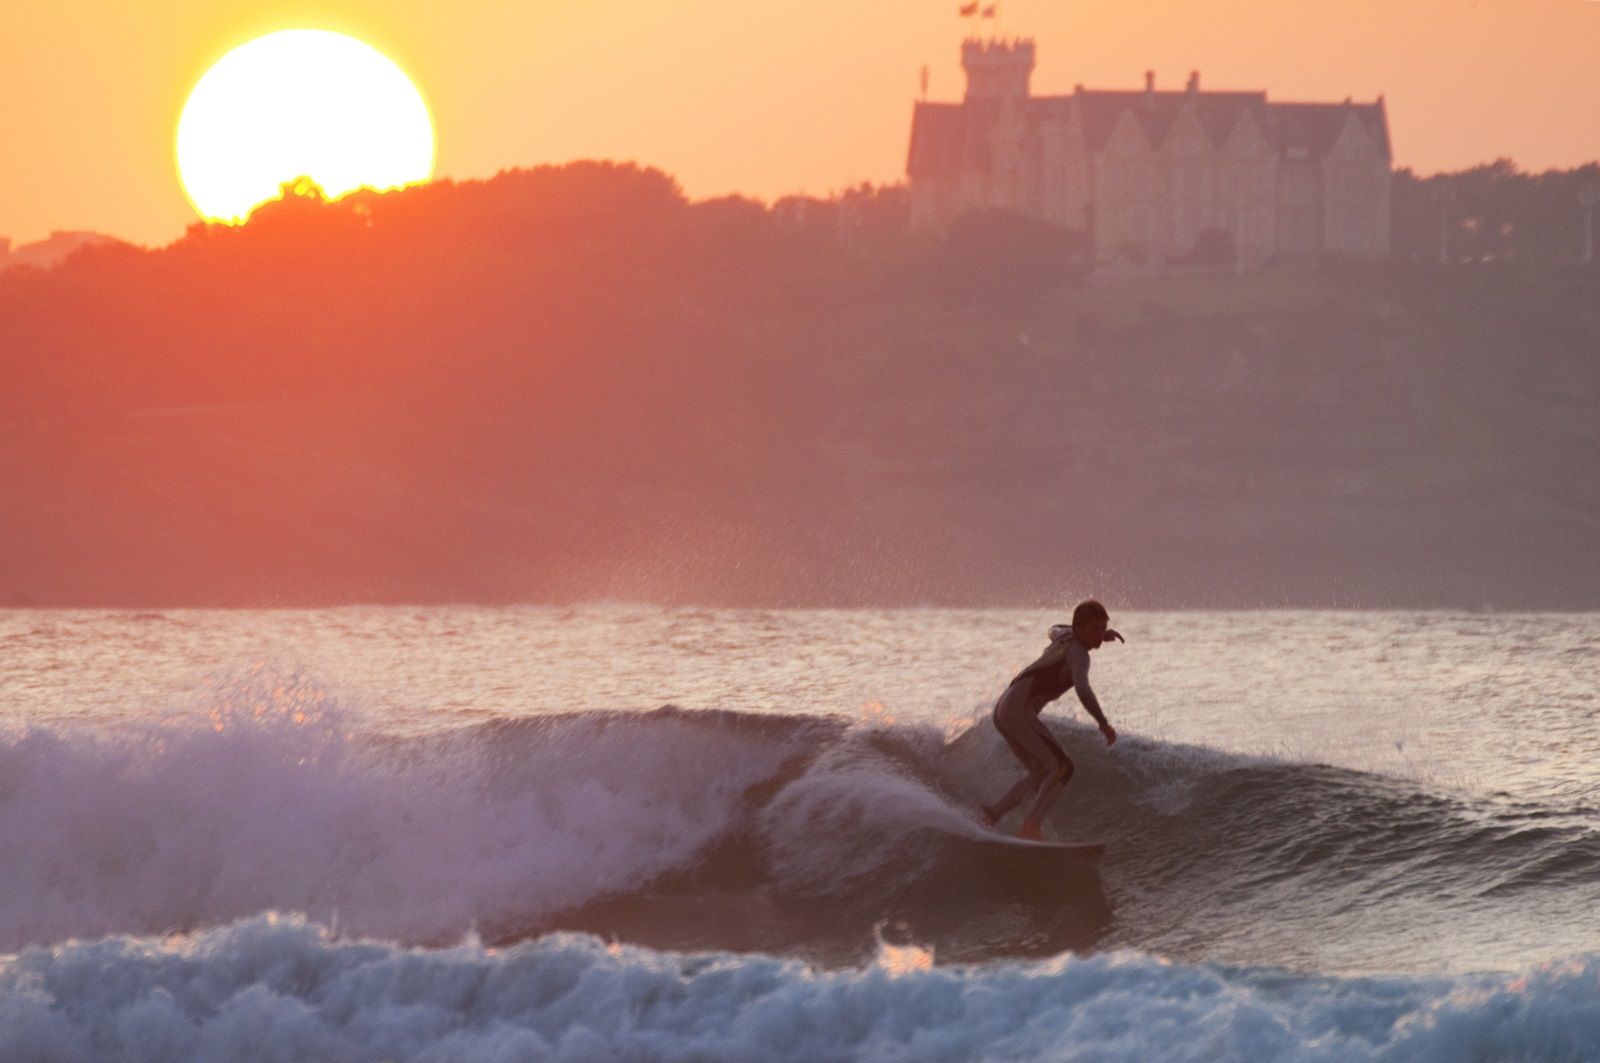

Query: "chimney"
left=1144, top=70, right=1155, bottom=94
left=1187, top=70, right=1199, bottom=94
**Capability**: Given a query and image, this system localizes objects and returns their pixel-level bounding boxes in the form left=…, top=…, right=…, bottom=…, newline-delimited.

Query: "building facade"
left=907, top=40, right=1393, bottom=266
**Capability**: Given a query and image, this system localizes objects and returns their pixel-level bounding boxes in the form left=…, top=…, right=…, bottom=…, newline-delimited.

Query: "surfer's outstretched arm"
left=1069, top=641, right=1117, bottom=746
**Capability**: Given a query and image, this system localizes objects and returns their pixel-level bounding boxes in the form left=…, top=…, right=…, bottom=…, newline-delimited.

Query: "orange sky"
left=2, top=0, right=1596, bottom=247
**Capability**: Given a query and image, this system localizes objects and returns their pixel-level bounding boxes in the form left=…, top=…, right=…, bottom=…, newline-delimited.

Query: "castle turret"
left=962, top=38, right=1035, bottom=100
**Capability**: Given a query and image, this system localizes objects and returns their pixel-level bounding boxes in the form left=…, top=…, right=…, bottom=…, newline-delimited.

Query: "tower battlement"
left=961, top=37, right=1035, bottom=100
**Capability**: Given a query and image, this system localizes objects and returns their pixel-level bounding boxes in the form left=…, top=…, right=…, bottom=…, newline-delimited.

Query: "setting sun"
left=176, top=29, right=434, bottom=223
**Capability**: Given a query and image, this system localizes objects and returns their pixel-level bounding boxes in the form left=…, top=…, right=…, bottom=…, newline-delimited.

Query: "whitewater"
left=1, top=607, right=1597, bottom=1061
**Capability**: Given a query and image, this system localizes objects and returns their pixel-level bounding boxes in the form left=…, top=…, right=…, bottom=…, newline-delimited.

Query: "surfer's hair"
left=1072, top=599, right=1109, bottom=626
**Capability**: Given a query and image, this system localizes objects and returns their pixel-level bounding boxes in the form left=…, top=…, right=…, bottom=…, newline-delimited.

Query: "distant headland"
left=1, top=159, right=1596, bottom=609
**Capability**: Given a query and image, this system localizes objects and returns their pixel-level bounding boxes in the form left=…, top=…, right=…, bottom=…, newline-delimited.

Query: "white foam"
left=3, top=917, right=1599, bottom=1062
left=757, top=726, right=981, bottom=895
left=0, top=680, right=799, bottom=950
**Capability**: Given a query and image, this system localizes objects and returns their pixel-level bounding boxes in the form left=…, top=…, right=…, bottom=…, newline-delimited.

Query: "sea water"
left=0, top=607, right=1597, bottom=1060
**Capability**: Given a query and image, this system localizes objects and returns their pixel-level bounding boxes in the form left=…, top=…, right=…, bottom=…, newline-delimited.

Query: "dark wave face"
left=2, top=702, right=1598, bottom=971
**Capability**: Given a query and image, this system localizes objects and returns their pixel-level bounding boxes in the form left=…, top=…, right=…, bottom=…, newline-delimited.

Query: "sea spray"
left=0, top=677, right=804, bottom=951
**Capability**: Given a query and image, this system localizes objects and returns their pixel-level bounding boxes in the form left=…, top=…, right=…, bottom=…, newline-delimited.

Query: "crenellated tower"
left=961, top=38, right=1035, bottom=100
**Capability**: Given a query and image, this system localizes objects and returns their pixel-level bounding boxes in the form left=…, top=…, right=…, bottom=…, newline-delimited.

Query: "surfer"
left=980, top=600, right=1122, bottom=840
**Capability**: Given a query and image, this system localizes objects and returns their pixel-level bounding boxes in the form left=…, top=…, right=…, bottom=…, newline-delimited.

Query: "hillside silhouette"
left=1, top=160, right=1597, bottom=607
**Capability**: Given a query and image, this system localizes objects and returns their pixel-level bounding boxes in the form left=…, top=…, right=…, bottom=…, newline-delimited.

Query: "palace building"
left=906, top=40, right=1393, bottom=267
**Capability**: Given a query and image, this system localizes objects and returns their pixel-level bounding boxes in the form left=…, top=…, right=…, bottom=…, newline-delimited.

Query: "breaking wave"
left=1, top=678, right=1598, bottom=969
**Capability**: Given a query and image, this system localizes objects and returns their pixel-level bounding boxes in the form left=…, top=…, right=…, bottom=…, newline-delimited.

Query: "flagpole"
left=958, top=2, right=980, bottom=38
left=979, top=4, right=1001, bottom=42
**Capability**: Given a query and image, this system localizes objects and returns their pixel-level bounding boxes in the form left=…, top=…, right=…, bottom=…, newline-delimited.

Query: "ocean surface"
left=1, top=607, right=1597, bottom=1060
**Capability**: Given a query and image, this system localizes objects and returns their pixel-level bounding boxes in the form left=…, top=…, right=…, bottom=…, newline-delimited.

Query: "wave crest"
left=3, top=684, right=1598, bottom=968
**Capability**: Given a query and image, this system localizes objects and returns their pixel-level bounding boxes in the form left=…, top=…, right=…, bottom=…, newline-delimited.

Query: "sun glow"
left=176, top=29, right=435, bottom=223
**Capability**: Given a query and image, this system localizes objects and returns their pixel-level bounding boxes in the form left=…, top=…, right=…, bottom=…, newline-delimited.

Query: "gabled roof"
left=908, top=96, right=1078, bottom=175
left=1072, top=89, right=1272, bottom=152
left=1081, top=90, right=1171, bottom=149
left=907, top=87, right=1390, bottom=177
left=1199, top=92, right=1272, bottom=148
left=1266, top=101, right=1390, bottom=160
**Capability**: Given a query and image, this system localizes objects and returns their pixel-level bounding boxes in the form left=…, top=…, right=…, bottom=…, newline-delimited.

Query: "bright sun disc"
left=177, top=29, right=435, bottom=223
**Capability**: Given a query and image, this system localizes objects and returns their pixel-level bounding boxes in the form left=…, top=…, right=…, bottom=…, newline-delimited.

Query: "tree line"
left=0, top=158, right=1595, bottom=607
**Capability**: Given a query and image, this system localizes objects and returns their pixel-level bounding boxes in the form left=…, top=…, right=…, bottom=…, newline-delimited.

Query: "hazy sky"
left=3, top=0, right=1596, bottom=247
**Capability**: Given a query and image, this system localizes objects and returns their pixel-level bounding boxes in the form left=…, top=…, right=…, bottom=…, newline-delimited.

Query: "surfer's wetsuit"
left=991, top=631, right=1107, bottom=781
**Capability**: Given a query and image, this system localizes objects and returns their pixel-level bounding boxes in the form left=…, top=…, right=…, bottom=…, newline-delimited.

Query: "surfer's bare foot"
left=979, top=805, right=1002, bottom=828
left=1016, top=821, right=1044, bottom=841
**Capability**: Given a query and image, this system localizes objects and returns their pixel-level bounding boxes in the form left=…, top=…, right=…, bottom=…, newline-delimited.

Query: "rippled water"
left=5, top=607, right=1596, bottom=803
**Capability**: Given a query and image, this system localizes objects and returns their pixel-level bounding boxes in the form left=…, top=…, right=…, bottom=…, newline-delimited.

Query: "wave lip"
left=0, top=695, right=811, bottom=953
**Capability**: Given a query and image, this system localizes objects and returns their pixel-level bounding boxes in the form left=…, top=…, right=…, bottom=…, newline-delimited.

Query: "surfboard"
left=973, top=833, right=1105, bottom=859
